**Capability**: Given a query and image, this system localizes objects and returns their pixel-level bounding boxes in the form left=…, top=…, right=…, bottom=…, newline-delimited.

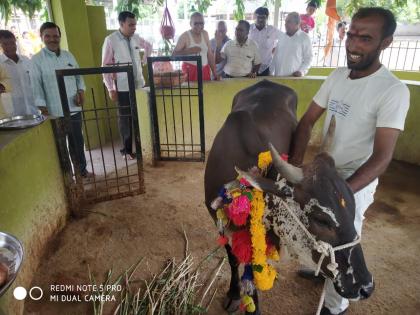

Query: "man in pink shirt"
left=300, top=1, right=318, bottom=33
left=102, top=11, right=152, bottom=160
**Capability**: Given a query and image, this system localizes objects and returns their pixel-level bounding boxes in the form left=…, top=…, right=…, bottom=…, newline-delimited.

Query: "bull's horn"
left=320, top=115, right=336, bottom=153
left=269, top=143, right=303, bottom=184
left=234, top=166, right=263, bottom=191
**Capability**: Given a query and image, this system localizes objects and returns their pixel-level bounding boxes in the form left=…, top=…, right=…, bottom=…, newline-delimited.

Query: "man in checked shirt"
left=31, top=22, right=92, bottom=178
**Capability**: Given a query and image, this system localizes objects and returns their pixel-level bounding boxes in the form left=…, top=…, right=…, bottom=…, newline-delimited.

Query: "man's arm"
left=139, top=36, right=152, bottom=63
left=294, top=36, right=313, bottom=77
left=101, top=38, right=117, bottom=101
left=69, top=53, right=86, bottom=106
left=248, top=45, right=262, bottom=78
left=101, top=38, right=115, bottom=90
left=215, top=41, right=226, bottom=64
left=30, top=60, right=48, bottom=114
left=346, top=128, right=400, bottom=193
left=0, top=65, right=11, bottom=93
left=248, top=63, right=260, bottom=78
left=203, top=31, right=218, bottom=80
left=289, top=101, right=325, bottom=166
left=172, top=33, right=201, bottom=56
left=70, top=54, right=85, bottom=92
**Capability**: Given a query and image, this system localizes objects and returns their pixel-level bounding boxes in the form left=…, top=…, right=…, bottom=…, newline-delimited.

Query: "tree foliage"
left=233, top=0, right=245, bottom=20
left=307, top=0, right=419, bottom=23
left=191, top=0, right=212, bottom=13
left=0, top=0, right=43, bottom=23
left=115, top=0, right=164, bottom=19
left=342, top=0, right=420, bottom=23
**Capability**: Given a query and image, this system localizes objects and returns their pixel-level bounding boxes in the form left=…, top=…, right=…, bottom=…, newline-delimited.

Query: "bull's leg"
left=223, top=244, right=241, bottom=312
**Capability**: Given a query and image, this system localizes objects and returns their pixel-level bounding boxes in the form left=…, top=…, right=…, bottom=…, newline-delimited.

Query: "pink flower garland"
left=227, top=195, right=251, bottom=226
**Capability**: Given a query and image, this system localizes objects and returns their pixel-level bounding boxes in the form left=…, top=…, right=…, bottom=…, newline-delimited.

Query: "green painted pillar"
left=49, top=0, right=113, bottom=148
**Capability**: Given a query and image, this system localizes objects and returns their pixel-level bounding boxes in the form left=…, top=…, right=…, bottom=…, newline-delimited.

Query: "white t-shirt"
left=313, top=66, right=410, bottom=179
left=221, top=38, right=261, bottom=77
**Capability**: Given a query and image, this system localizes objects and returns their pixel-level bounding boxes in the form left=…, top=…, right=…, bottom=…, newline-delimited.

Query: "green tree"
left=191, top=0, right=212, bottom=13
left=115, top=0, right=164, bottom=19
left=0, top=0, right=43, bottom=23
left=312, top=0, right=420, bottom=23
left=233, top=0, right=245, bottom=20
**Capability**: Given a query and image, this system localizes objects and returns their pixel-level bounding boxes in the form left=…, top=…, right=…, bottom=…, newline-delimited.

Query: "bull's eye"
left=313, top=216, right=332, bottom=228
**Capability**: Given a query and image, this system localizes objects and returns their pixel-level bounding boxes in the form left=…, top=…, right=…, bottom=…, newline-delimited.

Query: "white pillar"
left=273, top=0, right=281, bottom=28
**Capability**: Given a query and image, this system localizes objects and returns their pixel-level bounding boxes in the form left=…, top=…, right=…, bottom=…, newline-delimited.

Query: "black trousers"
left=68, top=112, right=87, bottom=174
left=117, top=91, right=133, bottom=154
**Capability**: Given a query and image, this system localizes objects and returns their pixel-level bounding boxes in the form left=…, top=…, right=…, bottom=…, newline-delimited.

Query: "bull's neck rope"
left=278, top=198, right=361, bottom=315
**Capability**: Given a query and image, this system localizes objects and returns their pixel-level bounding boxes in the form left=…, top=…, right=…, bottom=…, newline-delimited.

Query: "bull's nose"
left=359, top=279, right=375, bottom=299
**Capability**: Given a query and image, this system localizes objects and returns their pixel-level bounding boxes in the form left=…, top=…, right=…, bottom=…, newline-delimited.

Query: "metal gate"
left=54, top=65, right=144, bottom=210
left=147, top=56, right=205, bottom=162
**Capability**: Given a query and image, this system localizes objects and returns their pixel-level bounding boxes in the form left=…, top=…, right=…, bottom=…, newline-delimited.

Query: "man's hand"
left=215, top=30, right=224, bottom=48
left=108, top=90, right=118, bottom=102
left=188, top=46, right=201, bottom=54
left=293, top=71, right=303, bottom=77
left=74, top=90, right=85, bottom=106
left=38, top=106, right=49, bottom=115
left=247, top=72, right=257, bottom=78
left=0, top=84, right=5, bottom=93
left=214, top=74, right=221, bottom=81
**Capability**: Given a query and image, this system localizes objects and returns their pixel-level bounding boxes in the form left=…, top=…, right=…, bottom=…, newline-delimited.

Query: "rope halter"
left=278, top=199, right=361, bottom=315
left=279, top=199, right=360, bottom=279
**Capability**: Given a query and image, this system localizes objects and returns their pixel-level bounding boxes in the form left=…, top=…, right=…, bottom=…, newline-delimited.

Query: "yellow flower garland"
left=248, top=151, right=277, bottom=291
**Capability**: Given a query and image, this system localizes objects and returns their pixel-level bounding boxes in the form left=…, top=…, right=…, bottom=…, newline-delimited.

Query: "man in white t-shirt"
left=289, top=7, right=410, bottom=315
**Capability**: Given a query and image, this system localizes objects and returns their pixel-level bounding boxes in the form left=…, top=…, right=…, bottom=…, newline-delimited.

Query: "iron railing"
left=55, top=65, right=145, bottom=209
left=147, top=55, right=205, bottom=162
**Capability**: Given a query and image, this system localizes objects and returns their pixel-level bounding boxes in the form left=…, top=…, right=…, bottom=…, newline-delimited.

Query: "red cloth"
left=300, top=14, right=315, bottom=33
left=182, top=62, right=211, bottom=81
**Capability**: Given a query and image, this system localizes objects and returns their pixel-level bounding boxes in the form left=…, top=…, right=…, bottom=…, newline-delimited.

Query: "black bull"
left=204, top=80, right=374, bottom=314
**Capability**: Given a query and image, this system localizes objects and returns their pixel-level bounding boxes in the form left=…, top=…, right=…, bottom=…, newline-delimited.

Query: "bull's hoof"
left=223, top=296, right=241, bottom=312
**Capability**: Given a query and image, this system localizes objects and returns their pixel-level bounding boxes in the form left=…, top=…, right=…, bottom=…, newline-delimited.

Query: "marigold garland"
left=258, top=151, right=272, bottom=170
left=214, top=150, right=282, bottom=296
left=250, top=189, right=277, bottom=290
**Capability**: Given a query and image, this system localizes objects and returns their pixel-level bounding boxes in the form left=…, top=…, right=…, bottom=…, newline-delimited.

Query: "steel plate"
left=0, top=232, right=24, bottom=297
left=0, top=113, right=46, bottom=130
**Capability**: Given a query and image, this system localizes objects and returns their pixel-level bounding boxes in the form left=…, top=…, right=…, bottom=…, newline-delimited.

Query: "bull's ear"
left=234, top=166, right=279, bottom=194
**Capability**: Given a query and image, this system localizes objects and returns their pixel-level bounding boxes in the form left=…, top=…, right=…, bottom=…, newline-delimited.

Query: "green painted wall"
left=50, top=0, right=118, bottom=148
left=308, top=67, right=420, bottom=81
left=86, top=6, right=107, bottom=68
left=0, top=121, right=67, bottom=315
left=394, top=83, right=420, bottom=163
left=138, top=77, right=420, bottom=166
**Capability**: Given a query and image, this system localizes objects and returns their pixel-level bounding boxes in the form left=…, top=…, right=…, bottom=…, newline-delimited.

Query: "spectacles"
left=194, top=22, right=204, bottom=26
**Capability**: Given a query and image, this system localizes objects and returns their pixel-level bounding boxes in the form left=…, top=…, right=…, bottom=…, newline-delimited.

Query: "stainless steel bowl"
left=0, top=111, right=45, bottom=130
left=0, top=232, right=24, bottom=297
